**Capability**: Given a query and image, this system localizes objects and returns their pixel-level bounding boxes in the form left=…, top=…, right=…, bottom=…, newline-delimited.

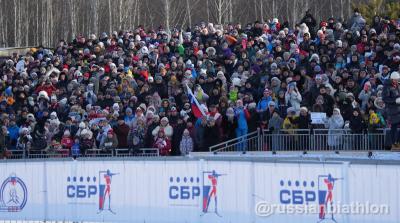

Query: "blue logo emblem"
left=202, top=170, right=226, bottom=217
left=0, top=173, right=27, bottom=212
left=67, top=169, right=118, bottom=214
left=279, top=173, right=343, bottom=223
left=168, top=176, right=200, bottom=206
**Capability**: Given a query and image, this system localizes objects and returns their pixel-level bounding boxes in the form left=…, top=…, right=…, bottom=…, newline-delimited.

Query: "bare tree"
left=209, top=0, right=230, bottom=24
left=0, top=0, right=364, bottom=48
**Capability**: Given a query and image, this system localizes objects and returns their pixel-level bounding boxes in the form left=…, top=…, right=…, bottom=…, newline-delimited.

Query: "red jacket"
left=153, top=137, right=171, bottom=156
left=61, top=137, right=73, bottom=149
left=35, top=84, right=57, bottom=96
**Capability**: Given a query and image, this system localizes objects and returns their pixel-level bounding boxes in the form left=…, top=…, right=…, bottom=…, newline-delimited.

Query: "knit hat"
left=126, top=107, right=133, bottom=114
left=287, top=107, right=296, bottom=114
left=161, top=117, right=169, bottom=123
left=64, top=130, right=70, bottom=136
left=300, top=107, right=308, bottom=113
left=79, top=122, right=86, bottom=129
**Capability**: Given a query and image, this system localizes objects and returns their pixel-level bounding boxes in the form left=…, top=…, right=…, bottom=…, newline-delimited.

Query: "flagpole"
left=185, top=83, right=207, bottom=117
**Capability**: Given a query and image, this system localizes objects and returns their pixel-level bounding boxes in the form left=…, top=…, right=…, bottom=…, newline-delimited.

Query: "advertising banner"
left=0, top=160, right=397, bottom=223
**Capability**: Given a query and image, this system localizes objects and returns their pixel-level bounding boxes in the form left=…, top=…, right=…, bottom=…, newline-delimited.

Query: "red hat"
left=107, top=129, right=114, bottom=135
left=84, top=72, right=90, bottom=78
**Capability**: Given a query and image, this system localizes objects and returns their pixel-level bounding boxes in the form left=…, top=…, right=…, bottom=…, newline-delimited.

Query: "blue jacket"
left=235, top=107, right=248, bottom=130
left=257, top=96, right=273, bottom=112
left=71, top=143, right=80, bottom=156
left=8, top=125, right=19, bottom=141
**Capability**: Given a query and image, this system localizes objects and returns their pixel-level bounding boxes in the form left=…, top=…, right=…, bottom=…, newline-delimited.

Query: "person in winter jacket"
left=204, top=117, right=221, bottom=150
left=0, top=126, right=10, bottom=158
left=131, top=118, right=147, bottom=153
left=79, top=129, right=94, bottom=155
left=61, top=130, right=73, bottom=152
left=348, top=108, right=365, bottom=150
left=382, top=72, right=400, bottom=150
left=349, top=109, right=365, bottom=134
left=100, top=129, right=118, bottom=155
left=285, top=83, right=302, bottom=113
left=71, top=138, right=80, bottom=157
left=324, top=108, right=344, bottom=150
left=113, top=116, right=130, bottom=148
left=256, top=88, right=273, bottom=120
left=221, top=108, right=237, bottom=141
left=179, top=129, right=193, bottom=156
left=7, top=120, right=19, bottom=150
left=234, top=100, right=250, bottom=151
left=358, top=82, right=372, bottom=112
left=152, top=117, right=173, bottom=139
left=267, top=110, right=283, bottom=151
left=16, top=127, right=32, bottom=155
left=298, top=107, right=312, bottom=130
left=153, top=129, right=171, bottom=156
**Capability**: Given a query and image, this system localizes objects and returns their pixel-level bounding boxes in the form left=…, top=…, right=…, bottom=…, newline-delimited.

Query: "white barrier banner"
left=0, top=160, right=398, bottom=223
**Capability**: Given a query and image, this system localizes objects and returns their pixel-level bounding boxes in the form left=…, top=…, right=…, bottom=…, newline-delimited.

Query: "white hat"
left=390, top=72, right=400, bottom=80
left=232, top=77, right=241, bottom=87
left=64, top=130, right=70, bottom=136
left=50, top=112, right=57, bottom=118
left=38, top=91, right=49, bottom=100
left=79, top=122, right=86, bottom=129
left=161, top=117, right=169, bottom=123
left=112, top=103, right=120, bottom=110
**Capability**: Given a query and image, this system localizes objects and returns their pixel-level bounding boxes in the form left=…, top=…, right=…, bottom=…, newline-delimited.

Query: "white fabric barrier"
left=0, top=160, right=397, bottom=223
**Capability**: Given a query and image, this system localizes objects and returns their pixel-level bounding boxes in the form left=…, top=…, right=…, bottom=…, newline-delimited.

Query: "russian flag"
left=186, top=84, right=206, bottom=118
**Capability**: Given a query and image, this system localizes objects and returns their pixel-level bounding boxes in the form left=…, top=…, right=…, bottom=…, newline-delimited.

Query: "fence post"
left=257, top=128, right=261, bottom=151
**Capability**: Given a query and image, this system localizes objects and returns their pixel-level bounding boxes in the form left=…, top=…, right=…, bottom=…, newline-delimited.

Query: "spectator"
left=204, top=118, right=220, bottom=150
left=152, top=117, right=173, bottom=139
left=0, top=12, right=399, bottom=156
left=179, top=129, right=193, bottom=156
left=221, top=107, right=237, bottom=141
left=349, top=109, right=366, bottom=134
left=324, top=108, right=344, bottom=150
left=131, top=118, right=146, bottom=153
left=153, top=129, right=171, bottom=156
left=61, top=130, right=73, bottom=152
left=7, top=119, right=19, bottom=150
left=100, top=129, right=118, bottom=155
left=267, top=110, right=283, bottom=151
left=16, top=128, right=32, bottom=154
left=113, top=116, right=130, bottom=148
left=285, top=83, right=302, bottom=113
left=383, top=72, right=400, bottom=150
left=0, top=126, right=10, bottom=158
left=71, top=138, right=80, bottom=157
left=298, top=107, right=312, bottom=130
left=79, top=129, right=95, bottom=155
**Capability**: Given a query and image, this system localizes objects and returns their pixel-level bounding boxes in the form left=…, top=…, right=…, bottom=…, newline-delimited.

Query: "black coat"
left=298, top=114, right=311, bottom=130
left=204, top=125, right=220, bottom=150
left=382, top=81, right=400, bottom=124
left=349, top=115, right=365, bottom=134
left=221, top=116, right=237, bottom=141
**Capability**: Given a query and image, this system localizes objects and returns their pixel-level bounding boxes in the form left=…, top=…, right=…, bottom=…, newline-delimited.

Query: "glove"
left=396, top=98, right=400, bottom=104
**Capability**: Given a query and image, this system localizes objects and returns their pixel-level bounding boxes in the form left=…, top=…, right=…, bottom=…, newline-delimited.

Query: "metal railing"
left=209, top=130, right=262, bottom=152
left=209, top=128, right=389, bottom=153
left=3, top=147, right=160, bottom=159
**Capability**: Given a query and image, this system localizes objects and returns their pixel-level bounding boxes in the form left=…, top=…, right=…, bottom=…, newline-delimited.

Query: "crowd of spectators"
left=0, top=9, right=400, bottom=157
